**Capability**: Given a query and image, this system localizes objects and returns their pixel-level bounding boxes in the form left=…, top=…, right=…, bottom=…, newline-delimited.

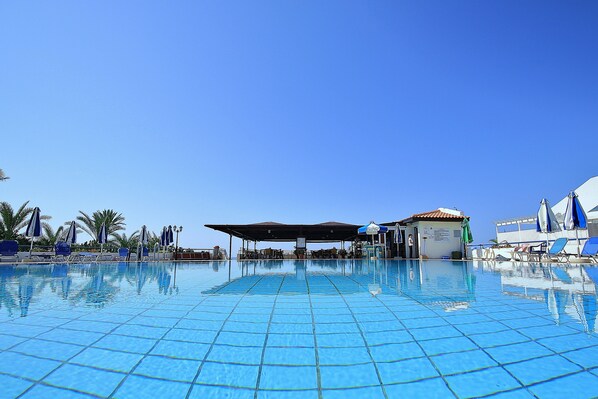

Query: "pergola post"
left=229, top=234, right=232, bottom=261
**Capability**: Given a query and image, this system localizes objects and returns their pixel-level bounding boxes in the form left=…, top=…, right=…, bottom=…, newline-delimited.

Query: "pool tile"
left=267, top=333, right=314, bottom=348
left=190, top=384, right=255, bottom=399
left=378, top=357, right=439, bottom=384
left=19, top=384, right=96, bottom=399
left=151, top=340, right=211, bottom=360
left=420, top=336, right=478, bottom=356
left=93, top=334, right=157, bottom=354
left=0, top=333, right=27, bottom=350
left=134, top=355, right=201, bottom=382
left=317, top=333, right=364, bottom=347
left=320, top=363, right=380, bottom=388
left=113, top=324, right=169, bottom=339
left=208, top=344, right=263, bottom=365
left=217, top=331, right=266, bottom=347
left=62, top=320, right=119, bottom=334
left=44, top=364, right=125, bottom=397
left=432, top=349, right=497, bottom=375
left=505, top=355, right=582, bottom=385
left=318, top=347, right=371, bottom=365
left=264, top=347, right=316, bottom=365
left=164, top=328, right=218, bottom=343
left=561, top=346, right=598, bottom=368
left=538, top=333, right=597, bottom=353
left=0, top=373, right=33, bottom=398
left=11, top=339, right=83, bottom=361
left=0, top=352, right=61, bottom=380
left=259, top=365, right=318, bottom=390
left=468, top=330, right=529, bottom=348
left=198, top=362, right=259, bottom=388
left=486, top=341, right=553, bottom=364
left=113, top=375, right=191, bottom=399
left=224, top=321, right=269, bottom=334
left=321, top=386, right=386, bottom=399
left=257, top=390, right=318, bottom=399
left=37, top=328, right=104, bottom=346
left=457, top=321, right=509, bottom=335
left=528, top=371, right=598, bottom=399
left=410, top=325, right=462, bottom=341
left=70, top=347, right=143, bottom=372
left=384, top=377, right=454, bottom=398
left=270, top=323, right=313, bottom=334
left=369, top=342, right=424, bottom=362
left=446, top=366, right=521, bottom=398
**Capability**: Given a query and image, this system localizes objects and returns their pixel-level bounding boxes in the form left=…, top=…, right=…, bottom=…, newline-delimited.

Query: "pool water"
left=0, top=259, right=597, bottom=398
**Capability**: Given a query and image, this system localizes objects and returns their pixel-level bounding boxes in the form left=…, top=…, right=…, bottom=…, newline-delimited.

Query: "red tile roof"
left=411, top=209, right=466, bottom=219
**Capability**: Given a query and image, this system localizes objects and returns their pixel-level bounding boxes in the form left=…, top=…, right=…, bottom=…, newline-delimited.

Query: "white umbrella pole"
left=576, top=229, right=580, bottom=257
left=29, top=237, right=34, bottom=256
left=101, top=243, right=103, bottom=255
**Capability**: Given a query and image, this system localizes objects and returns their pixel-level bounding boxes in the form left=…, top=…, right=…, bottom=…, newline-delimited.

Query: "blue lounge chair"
left=53, top=241, right=72, bottom=261
left=118, top=247, right=129, bottom=261
left=579, top=237, right=598, bottom=263
left=543, top=238, right=569, bottom=262
left=0, top=240, right=18, bottom=263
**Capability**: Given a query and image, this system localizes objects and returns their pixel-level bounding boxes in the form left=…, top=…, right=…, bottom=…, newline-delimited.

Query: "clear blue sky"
left=1, top=1, right=597, bottom=250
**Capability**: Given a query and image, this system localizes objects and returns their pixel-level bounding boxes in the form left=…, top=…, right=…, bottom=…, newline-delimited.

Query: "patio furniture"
left=0, top=240, right=18, bottom=262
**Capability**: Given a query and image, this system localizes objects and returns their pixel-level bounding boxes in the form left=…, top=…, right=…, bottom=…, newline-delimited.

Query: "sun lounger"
left=118, top=248, right=129, bottom=261
left=512, top=245, right=531, bottom=261
left=578, top=237, right=598, bottom=263
left=53, top=241, right=72, bottom=262
left=542, top=238, right=570, bottom=262
left=528, top=242, right=547, bottom=261
left=0, top=240, right=18, bottom=262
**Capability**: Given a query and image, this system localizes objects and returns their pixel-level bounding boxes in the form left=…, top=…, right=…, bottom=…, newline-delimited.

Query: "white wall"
left=413, top=221, right=463, bottom=259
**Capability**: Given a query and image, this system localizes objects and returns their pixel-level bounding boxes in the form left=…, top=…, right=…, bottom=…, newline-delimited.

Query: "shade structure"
left=65, top=221, right=77, bottom=245
left=160, top=226, right=168, bottom=247
left=167, top=225, right=174, bottom=245
left=140, top=225, right=149, bottom=246
left=358, top=222, right=388, bottom=259
left=536, top=199, right=560, bottom=233
left=537, top=198, right=560, bottom=250
left=98, top=222, right=108, bottom=254
left=395, top=223, right=402, bottom=244
left=25, top=207, right=42, bottom=256
left=461, top=218, right=473, bottom=244
left=358, top=222, right=388, bottom=235
left=563, top=191, right=588, bottom=256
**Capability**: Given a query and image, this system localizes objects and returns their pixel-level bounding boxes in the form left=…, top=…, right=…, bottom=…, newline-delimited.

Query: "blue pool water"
left=0, top=259, right=597, bottom=398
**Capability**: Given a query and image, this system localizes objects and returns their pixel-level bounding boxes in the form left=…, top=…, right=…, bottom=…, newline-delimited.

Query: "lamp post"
left=173, top=225, right=183, bottom=260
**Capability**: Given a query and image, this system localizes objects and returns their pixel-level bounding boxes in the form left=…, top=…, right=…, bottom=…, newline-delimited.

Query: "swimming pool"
left=0, top=259, right=597, bottom=398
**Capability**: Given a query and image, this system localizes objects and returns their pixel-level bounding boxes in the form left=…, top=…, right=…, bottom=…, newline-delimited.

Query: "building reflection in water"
left=488, top=261, right=598, bottom=334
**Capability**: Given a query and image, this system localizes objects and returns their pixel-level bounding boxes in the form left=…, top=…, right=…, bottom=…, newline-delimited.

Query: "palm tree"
left=111, top=231, right=139, bottom=249
left=76, top=209, right=126, bottom=241
left=0, top=169, right=8, bottom=181
left=39, top=224, right=65, bottom=246
left=0, top=201, right=51, bottom=240
left=0, top=201, right=33, bottom=239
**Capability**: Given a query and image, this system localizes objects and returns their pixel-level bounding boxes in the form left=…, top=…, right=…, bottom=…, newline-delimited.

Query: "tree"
left=111, top=231, right=139, bottom=249
left=0, top=201, right=51, bottom=240
left=0, top=169, right=8, bottom=181
left=39, top=224, right=65, bottom=246
left=76, top=209, right=126, bottom=241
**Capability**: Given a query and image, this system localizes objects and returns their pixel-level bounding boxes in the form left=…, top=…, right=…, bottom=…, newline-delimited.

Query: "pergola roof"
left=205, top=221, right=361, bottom=242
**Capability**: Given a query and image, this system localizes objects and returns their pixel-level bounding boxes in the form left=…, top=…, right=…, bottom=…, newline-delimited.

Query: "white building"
left=386, top=208, right=468, bottom=259
left=495, top=176, right=598, bottom=246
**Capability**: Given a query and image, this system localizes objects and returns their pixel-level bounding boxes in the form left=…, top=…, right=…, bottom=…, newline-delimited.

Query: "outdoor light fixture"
left=173, top=225, right=183, bottom=260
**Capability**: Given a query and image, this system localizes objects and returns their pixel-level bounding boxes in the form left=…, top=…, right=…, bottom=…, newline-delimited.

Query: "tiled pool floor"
left=0, top=260, right=597, bottom=398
